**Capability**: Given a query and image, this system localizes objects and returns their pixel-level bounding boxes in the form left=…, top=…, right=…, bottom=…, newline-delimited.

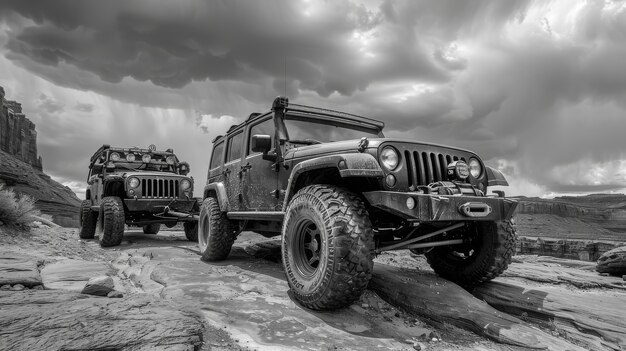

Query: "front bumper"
left=363, top=191, right=517, bottom=222
left=123, top=198, right=196, bottom=213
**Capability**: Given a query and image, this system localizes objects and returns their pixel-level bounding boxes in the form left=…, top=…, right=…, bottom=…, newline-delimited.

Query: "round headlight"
left=469, top=158, right=482, bottom=178
left=110, top=152, right=120, bottom=161
left=142, top=154, right=151, bottom=163
left=181, top=179, right=191, bottom=190
left=380, top=147, right=399, bottom=171
left=166, top=156, right=176, bottom=165
left=126, top=153, right=136, bottom=162
left=128, top=177, right=140, bottom=188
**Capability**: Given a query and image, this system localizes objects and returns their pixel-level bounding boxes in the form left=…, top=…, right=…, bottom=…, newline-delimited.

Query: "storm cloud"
left=1, top=0, right=625, bottom=196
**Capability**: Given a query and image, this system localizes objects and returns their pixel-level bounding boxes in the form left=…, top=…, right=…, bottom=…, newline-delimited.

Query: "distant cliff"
left=516, top=194, right=626, bottom=234
left=0, top=86, right=79, bottom=227
left=0, top=86, right=42, bottom=170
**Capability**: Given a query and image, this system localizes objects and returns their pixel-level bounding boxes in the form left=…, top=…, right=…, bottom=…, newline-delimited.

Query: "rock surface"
left=0, top=251, right=42, bottom=287
left=596, top=246, right=626, bottom=275
left=81, top=275, right=114, bottom=296
left=41, top=259, right=112, bottom=291
left=369, top=264, right=583, bottom=350
left=0, top=290, right=204, bottom=350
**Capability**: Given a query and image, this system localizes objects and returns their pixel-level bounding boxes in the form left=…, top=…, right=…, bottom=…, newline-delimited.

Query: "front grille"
left=140, top=178, right=180, bottom=198
left=404, top=151, right=466, bottom=187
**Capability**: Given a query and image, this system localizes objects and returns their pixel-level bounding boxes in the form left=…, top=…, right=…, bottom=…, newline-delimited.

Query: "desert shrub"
left=0, top=184, right=41, bottom=226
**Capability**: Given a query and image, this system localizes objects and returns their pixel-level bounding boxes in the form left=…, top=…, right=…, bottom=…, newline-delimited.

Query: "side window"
left=209, top=141, right=225, bottom=169
left=226, top=131, right=243, bottom=163
left=247, top=117, right=274, bottom=156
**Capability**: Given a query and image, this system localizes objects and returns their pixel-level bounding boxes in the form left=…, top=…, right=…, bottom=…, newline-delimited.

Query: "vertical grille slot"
left=400, top=149, right=465, bottom=187
left=139, top=178, right=179, bottom=198
left=405, top=150, right=416, bottom=189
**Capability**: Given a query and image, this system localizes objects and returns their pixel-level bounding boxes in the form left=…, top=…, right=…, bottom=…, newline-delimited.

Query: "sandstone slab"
left=0, top=289, right=203, bottom=350
left=369, top=264, right=583, bottom=350
left=41, top=259, right=111, bottom=291
left=0, top=251, right=42, bottom=287
left=474, top=280, right=626, bottom=351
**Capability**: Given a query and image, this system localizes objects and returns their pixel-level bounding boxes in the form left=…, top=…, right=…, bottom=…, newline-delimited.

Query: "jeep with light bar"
left=200, top=97, right=517, bottom=310
left=79, top=144, right=199, bottom=247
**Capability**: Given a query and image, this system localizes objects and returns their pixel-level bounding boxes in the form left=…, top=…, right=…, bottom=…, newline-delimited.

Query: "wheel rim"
left=292, top=217, right=322, bottom=278
left=198, top=209, right=210, bottom=253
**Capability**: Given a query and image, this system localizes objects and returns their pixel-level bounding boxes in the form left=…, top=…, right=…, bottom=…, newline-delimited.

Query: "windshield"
left=109, top=162, right=177, bottom=173
left=284, top=117, right=382, bottom=144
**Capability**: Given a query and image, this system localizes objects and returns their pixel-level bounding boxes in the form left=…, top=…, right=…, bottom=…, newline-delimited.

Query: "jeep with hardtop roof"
left=79, top=144, right=199, bottom=246
left=200, top=97, right=517, bottom=310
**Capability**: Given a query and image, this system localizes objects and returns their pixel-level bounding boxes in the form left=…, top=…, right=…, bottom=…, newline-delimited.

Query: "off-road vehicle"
left=200, top=97, right=517, bottom=310
left=79, top=144, right=199, bottom=247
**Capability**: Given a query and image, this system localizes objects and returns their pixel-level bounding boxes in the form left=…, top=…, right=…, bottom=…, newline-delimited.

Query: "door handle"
left=223, top=168, right=231, bottom=176
left=238, top=163, right=252, bottom=178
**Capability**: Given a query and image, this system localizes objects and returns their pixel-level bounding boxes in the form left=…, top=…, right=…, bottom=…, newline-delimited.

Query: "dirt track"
left=1, top=225, right=625, bottom=350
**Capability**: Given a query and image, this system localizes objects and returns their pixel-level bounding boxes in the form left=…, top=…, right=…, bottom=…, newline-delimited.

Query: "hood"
left=108, top=171, right=188, bottom=179
left=286, top=138, right=477, bottom=160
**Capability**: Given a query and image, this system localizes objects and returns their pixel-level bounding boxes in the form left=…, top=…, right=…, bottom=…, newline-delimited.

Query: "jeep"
left=79, top=144, right=199, bottom=247
left=200, top=97, right=517, bottom=310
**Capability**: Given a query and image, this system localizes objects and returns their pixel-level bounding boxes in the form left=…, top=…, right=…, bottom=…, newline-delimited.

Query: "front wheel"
left=99, top=196, right=125, bottom=247
left=79, top=200, right=98, bottom=239
left=425, top=219, right=517, bottom=289
left=197, top=198, right=235, bottom=261
left=282, top=185, right=374, bottom=310
left=184, top=221, right=198, bottom=242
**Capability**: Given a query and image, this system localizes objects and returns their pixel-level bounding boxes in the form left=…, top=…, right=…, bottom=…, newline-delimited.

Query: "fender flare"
left=485, top=166, right=509, bottom=186
left=203, top=182, right=230, bottom=212
left=282, top=153, right=384, bottom=211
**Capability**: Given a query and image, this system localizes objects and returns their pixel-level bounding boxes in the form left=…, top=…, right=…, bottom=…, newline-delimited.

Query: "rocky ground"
left=1, top=224, right=625, bottom=350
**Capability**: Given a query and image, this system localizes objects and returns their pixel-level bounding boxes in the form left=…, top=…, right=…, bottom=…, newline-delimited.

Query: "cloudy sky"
left=0, top=0, right=625, bottom=198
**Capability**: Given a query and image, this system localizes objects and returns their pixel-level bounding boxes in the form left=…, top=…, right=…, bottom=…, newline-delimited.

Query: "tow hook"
left=459, top=202, right=492, bottom=217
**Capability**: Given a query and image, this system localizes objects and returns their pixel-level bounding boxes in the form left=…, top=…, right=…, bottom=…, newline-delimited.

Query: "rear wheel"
left=99, top=196, right=125, bottom=247
left=184, top=222, right=198, bottom=241
left=425, top=219, right=517, bottom=288
left=198, top=198, right=235, bottom=261
left=282, top=185, right=374, bottom=310
left=142, top=223, right=161, bottom=234
left=79, top=200, right=97, bottom=239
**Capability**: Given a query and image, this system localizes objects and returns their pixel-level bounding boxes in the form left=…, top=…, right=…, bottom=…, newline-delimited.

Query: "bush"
left=0, top=184, right=41, bottom=226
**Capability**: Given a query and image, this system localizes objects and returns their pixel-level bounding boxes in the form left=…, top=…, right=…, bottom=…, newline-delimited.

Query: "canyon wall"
left=0, top=86, right=42, bottom=170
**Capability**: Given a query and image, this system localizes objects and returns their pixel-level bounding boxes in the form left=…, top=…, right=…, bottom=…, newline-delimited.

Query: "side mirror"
left=251, top=134, right=272, bottom=153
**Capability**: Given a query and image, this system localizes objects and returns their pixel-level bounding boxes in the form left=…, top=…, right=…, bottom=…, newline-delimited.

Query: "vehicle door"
left=242, top=117, right=281, bottom=211
left=87, top=164, right=103, bottom=206
left=207, top=139, right=225, bottom=191
left=223, top=130, right=244, bottom=211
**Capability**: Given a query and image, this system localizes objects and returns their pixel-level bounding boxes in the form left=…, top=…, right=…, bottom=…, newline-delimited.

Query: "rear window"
left=209, top=141, right=224, bottom=169
left=226, top=131, right=243, bottom=163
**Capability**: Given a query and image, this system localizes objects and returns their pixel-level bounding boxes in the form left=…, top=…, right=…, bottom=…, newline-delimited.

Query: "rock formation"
left=0, top=86, right=42, bottom=170
left=0, top=86, right=80, bottom=227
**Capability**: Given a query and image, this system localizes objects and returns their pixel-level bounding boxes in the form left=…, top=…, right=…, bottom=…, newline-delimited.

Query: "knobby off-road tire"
left=142, top=223, right=161, bottom=234
left=282, top=184, right=374, bottom=310
left=425, top=219, right=517, bottom=289
left=99, top=196, right=125, bottom=247
left=79, top=200, right=98, bottom=239
left=184, top=222, right=198, bottom=242
left=198, top=197, right=235, bottom=261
